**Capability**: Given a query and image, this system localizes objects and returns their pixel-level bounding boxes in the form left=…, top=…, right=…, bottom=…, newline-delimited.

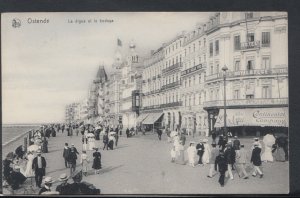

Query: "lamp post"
left=222, top=65, right=228, bottom=142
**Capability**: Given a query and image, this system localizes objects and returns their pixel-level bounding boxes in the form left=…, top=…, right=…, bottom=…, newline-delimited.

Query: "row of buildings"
left=65, top=12, right=288, bottom=137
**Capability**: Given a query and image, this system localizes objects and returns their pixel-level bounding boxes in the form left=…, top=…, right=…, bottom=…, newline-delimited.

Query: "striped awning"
left=142, top=112, right=164, bottom=125
left=136, top=113, right=149, bottom=123
left=214, top=107, right=289, bottom=128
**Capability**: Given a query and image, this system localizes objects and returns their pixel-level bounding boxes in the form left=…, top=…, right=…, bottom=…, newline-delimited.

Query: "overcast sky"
left=2, top=12, right=212, bottom=124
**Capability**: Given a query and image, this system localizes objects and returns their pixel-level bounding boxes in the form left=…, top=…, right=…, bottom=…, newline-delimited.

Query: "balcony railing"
left=203, top=98, right=288, bottom=108
left=161, top=81, right=181, bottom=91
left=206, top=68, right=288, bottom=81
left=240, top=41, right=260, bottom=51
left=160, top=101, right=182, bottom=108
left=162, top=62, right=182, bottom=74
left=141, top=105, right=161, bottom=110
left=181, top=63, right=206, bottom=76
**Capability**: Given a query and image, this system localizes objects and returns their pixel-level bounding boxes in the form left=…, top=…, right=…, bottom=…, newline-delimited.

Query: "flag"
left=117, top=38, right=122, bottom=46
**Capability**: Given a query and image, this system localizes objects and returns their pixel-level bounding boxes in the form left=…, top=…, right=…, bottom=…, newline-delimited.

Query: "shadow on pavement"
left=99, top=164, right=124, bottom=175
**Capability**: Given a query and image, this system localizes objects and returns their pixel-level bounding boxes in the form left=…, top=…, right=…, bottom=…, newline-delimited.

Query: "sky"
left=2, top=12, right=213, bottom=124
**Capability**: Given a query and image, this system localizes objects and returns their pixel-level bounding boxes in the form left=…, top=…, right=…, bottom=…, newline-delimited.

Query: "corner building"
left=203, top=12, right=288, bottom=136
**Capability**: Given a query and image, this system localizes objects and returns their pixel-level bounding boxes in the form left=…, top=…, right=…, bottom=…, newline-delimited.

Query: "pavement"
left=3, top=131, right=289, bottom=195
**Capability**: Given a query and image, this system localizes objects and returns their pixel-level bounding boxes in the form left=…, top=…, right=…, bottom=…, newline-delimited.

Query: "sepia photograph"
left=1, top=11, right=289, bottom=195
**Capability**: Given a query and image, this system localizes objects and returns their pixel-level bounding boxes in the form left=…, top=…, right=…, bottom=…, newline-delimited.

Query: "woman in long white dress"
left=88, top=134, right=96, bottom=151
left=202, top=139, right=211, bottom=164
left=24, top=152, right=35, bottom=177
left=261, top=133, right=276, bottom=162
left=186, top=142, right=197, bottom=167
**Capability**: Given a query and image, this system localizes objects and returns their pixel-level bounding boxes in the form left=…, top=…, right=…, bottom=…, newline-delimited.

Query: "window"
left=189, top=96, right=191, bottom=106
left=193, top=76, right=196, bottom=85
left=189, top=46, right=191, bottom=53
left=246, top=94, right=254, bottom=99
left=185, top=49, right=187, bottom=57
left=247, top=33, right=255, bottom=42
left=199, top=74, right=202, bottom=84
left=209, top=42, right=213, bottom=57
left=210, top=64, right=214, bottom=75
left=215, top=63, right=219, bottom=74
left=215, top=40, right=219, bottom=55
left=189, top=77, right=191, bottom=87
left=262, top=86, right=271, bottom=98
left=216, top=89, right=219, bottom=100
left=193, top=43, right=196, bottom=52
left=247, top=60, right=254, bottom=70
left=246, top=12, right=254, bottom=19
left=199, top=94, right=202, bottom=104
left=234, top=90, right=240, bottom=99
left=234, top=60, right=240, bottom=71
left=193, top=94, right=195, bottom=105
left=262, top=32, right=270, bottom=47
left=180, top=40, right=182, bottom=47
left=185, top=80, right=187, bottom=88
left=210, top=90, right=214, bottom=100
left=234, top=35, right=241, bottom=50
left=199, top=40, right=201, bottom=48
left=262, top=57, right=270, bottom=69
left=204, top=38, right=206, bottom=47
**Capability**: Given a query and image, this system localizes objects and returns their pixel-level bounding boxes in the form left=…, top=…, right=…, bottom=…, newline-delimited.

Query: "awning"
left=142, top=112, right=164, bottom=125
left=136, top=113, right=149, bottom=123
left=214, top=107, right=289, bottom=128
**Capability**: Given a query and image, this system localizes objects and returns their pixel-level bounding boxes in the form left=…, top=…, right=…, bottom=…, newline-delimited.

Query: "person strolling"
left=32, top=150, right=46, bottom=188
left=92, top=148, right=102, bottom=174
left=251, top=142, right=263, bottom=178
left=236, top=144, right=249, bottom=179
left=80, top=151, right=89, bottom=176
left=207, top=143, right=219, bottom=178
left=63, top=143, right=70, bottom=168
left=215, top=151, right=227, bottom=187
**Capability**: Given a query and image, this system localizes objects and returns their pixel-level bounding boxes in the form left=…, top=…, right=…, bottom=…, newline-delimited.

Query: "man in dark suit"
left=196, top=140, right=205, bottom=165
left=251, top=142, right=263, bottom=178
left=215, top=151, right=228, bottom=187
left=63, top=143, right=70, bottom=168
left=32, top=150, right=47, bottom=188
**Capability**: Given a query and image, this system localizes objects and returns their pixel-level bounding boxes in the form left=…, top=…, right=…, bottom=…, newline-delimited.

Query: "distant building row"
left=66, top=12, right=288, bottom=136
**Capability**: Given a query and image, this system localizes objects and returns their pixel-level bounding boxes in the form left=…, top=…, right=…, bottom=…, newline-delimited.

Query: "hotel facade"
left=66, top=12, right=288, bottom=136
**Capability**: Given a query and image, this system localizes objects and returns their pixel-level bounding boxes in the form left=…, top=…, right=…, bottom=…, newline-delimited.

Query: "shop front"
left=214, top=107, right=289, bottom=137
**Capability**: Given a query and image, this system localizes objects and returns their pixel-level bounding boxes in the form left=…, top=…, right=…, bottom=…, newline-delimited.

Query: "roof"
left=96, top=65, right=108, bottom=83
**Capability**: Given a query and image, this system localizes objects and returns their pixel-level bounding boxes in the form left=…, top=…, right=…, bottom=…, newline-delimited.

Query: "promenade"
left=3, top=131, right=289, bottom=195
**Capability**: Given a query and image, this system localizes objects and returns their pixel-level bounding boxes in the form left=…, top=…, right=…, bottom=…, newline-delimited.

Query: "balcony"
left=162, top=62, right=182, bottom=74
left=240, top=41, right=260, bottom=51
left=206, top=68, right=288, bottom=82
left=141, top=105, right=161, bottom=111
left=161, top=81, right=181, bottom=91
left=181, top=63, right=206, bottom=76
left=203, top=98, right=288, bottom=109
left=160, top=101, right=182, bottom=108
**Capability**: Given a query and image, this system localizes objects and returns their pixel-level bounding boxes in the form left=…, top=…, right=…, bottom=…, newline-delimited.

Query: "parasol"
left=170, top=131, right=178, bottom=138
left=263, top=134, right=276, bottom=147
left=27, top=145, right=40, bottom=152
left=86, top=133, right=95, bottom=138
left=109, top=132, right=116, bottom=136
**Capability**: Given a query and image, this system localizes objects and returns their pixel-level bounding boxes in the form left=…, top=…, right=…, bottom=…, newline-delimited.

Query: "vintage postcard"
left=1, top=12, right=289, bottom=195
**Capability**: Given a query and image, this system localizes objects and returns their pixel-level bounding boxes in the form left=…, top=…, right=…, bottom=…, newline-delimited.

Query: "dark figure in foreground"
left=56, top=173, right=71, bottom=195
left=196, top=141, right=205, bottom=165
left=39, top=177, right=54, bottom=194
left=157, top=129, right=162, bottom=141
left=68, top=170, right=101, bottom=195
left=215, top=151, right=228, bottom=187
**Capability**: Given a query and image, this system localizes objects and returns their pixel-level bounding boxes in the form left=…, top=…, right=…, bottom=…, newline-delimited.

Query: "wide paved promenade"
left=4, top=131, right=289, bottom=195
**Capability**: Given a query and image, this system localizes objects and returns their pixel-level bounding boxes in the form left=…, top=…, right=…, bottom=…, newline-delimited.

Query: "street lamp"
left=222, top=65, right=228, bottom=142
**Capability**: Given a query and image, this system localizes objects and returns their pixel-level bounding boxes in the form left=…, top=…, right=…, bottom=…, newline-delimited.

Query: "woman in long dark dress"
left=92, top=148, right=102, bottom=174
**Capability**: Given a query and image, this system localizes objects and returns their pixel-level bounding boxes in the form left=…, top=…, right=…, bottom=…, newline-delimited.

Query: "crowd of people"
left=2, top=123, right=103, bottom=195
left=167, top=129, right=288, bottom=187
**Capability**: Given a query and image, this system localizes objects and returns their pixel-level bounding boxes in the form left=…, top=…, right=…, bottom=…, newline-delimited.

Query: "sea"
left=2, top=124, right=41, bottom=145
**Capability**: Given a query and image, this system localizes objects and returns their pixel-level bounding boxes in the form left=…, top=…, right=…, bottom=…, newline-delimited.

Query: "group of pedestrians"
left=167, top=129, right=288, bottom=188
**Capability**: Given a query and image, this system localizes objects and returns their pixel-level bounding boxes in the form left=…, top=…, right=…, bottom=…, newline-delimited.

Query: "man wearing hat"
left=56, top=173, right=71, bottom=195
left=196, top=139, right=205, bottom=165
left=217, top=135, right=226, bottom=151
left=233, top=136, right=240, bottom=151
left=251, top=142, right=263, bottom=178
left=32, top=150, right=47, bottom=188
left=69, top=170, right=100, bottom=195
left=215, top=151, right=227, bottom=187
left=251, top=137, right=262, bottom=150
left=39, top=176, right=54, bottom=194
left=224, top=143, right=235, bottom=179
